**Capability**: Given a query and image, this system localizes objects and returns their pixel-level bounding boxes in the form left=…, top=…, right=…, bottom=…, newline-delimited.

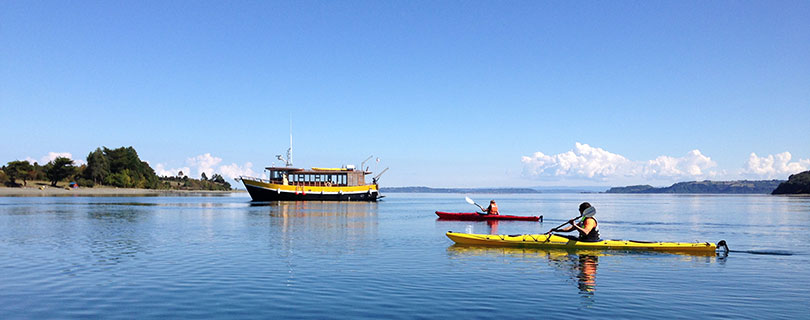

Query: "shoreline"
left=0, top=186, right=245, bottom=197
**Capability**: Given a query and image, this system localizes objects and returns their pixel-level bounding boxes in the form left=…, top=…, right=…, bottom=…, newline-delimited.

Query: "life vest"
left=487, top=203, right=499, bottom=215
left=577, top=217, right=600, bottom=242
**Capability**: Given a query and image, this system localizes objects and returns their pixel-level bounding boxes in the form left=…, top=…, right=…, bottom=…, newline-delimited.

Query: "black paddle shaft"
left=549, top=215, right=582, bottom=233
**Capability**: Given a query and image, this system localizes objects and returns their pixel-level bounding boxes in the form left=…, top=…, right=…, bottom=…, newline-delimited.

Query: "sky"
left=2, top=1, right=809, bottom=188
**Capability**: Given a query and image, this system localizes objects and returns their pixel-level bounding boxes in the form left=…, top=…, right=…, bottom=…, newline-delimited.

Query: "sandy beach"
left=0, top=186, right=242, bottom=197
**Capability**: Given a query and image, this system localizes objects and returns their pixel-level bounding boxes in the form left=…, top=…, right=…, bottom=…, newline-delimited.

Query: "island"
left=771, top=170, right=810, bottom=194
left=1, top=146, right=233, bottom=194
left=606, top=180, right=784, bottom=194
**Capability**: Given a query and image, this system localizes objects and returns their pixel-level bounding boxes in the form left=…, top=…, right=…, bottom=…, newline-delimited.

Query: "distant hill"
left=772, top=171, right=810, bottom=194
left=606, top=180, right=784, bottom=194
left=381, top=186, right=540, bottom=193
left=531, top=186, right=610, bottom=193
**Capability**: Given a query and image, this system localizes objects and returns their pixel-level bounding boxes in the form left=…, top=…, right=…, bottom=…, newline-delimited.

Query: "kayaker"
left=549, top=202, right=600, bottom=242
left=483, top=200, right=499, bottom=215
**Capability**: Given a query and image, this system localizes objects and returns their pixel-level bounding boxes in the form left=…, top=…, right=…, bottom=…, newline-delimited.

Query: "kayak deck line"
left=446, top=231, right=725, bottom=254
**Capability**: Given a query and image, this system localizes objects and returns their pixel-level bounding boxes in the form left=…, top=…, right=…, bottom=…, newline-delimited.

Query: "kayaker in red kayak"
left=483, top=200, right=499, bottom=215
left=548, top=202, right=600, bottom=242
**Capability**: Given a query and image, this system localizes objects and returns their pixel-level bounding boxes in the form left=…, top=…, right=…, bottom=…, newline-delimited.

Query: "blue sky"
left=2, top=1, right=809, bottom=188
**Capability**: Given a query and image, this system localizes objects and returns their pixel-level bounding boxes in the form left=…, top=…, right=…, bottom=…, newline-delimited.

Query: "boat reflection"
left=249, top=200, right=380, bottom=242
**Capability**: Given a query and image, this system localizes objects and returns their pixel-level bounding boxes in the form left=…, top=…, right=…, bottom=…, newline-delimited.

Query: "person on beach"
left=548, top=202, right=600, bottom=242
left=483, top=200, right=499, bottom=215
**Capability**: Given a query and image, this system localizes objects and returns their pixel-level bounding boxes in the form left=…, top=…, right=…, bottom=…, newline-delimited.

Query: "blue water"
left=1, top=193, right=808, bottom=319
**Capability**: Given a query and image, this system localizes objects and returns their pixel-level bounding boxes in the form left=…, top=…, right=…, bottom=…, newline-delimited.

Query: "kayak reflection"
left=447, top=245, right=721, bottom=297
left=487, top=220, right=498, bottom=235
left=447, top=245, right=601, bottom=295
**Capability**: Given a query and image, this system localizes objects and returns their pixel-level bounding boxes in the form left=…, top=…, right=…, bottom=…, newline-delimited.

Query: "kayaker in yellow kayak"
left=483, top=200, right=499, bottom=215
left=548, top=202, right=600, bottom=242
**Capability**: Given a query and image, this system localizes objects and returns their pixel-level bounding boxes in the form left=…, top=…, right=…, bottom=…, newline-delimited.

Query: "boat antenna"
left=275, top=116, right=294, bottom=167
left=287, top=116, right=293, bottom=167
left=361, top=155, right=373, bottom=172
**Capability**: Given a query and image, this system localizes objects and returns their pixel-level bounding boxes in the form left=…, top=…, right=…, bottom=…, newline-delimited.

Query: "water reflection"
left=547, top=252, right=598, bottom=296
left=447, top=245, right=720, bottom=299
left=248, top=201, right=380, bottom=247
left=487, top=220, right=499, bottom=235
left=247, top=201, right=381, bottom=287
left=85, top=207, right=150, bottom=266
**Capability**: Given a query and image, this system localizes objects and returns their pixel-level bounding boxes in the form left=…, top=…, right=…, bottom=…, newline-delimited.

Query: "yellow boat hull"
left=446, top=232, right=718, bottom=254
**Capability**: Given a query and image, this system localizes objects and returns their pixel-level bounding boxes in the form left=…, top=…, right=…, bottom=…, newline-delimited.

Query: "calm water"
left=1, top=193, right=808, bottom=319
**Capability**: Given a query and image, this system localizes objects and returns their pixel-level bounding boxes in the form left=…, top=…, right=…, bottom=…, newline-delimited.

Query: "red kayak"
left=435, top=211, right=542, bottom=221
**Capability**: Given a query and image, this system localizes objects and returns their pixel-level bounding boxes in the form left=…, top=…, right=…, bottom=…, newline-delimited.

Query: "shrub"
left=75, top=178, right=95, bottom=188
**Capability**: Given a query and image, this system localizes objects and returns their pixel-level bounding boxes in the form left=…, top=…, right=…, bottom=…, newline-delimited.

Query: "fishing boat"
left=240, top=165, right=386, bottom=201
left=238, top=130, right=387, bottom=201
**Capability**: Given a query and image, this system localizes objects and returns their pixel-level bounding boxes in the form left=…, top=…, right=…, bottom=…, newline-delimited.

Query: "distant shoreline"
left=0, top=186, right=243, bottom=197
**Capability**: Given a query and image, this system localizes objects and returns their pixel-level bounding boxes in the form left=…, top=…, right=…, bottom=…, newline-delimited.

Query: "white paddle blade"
left=582, top=206, right=596, bottom=218
left=465, top=196, right=475, bottom=205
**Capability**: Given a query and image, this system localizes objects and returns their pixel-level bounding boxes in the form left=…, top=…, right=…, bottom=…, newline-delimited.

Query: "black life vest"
left=577, top=217, right=600, bottom=242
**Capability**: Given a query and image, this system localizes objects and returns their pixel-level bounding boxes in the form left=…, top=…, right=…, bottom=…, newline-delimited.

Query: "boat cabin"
left=265, top=167, right=370, bottom=187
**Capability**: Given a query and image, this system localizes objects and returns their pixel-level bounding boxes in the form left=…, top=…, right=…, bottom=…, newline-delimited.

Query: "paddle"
left=464, top=196, right=487, bottom=215
left=546, top=206, right=596, bottom=236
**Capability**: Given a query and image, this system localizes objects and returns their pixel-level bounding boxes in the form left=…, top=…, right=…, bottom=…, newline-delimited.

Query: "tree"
left=102, top=146, right=159, bottom=189
left=201, top=172, right=208, bottom=181
left=211, top=173, right=226, bottom=184
left=45, top=157, right=76, bottom=186
left=5, top=160, right=34, bottom=186
left=178, top=170, right=184, bottom=177
left=85, top=148, right=110, bottom=184
left=31, top=162, right=46, bottom=181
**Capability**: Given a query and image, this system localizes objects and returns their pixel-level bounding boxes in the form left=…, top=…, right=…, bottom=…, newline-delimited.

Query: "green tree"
left=45, top=157, right=76, bottom=186
left=102, top=146, right=159, bottom=189
left=201, top=172, right=208, bottom=181
left=6, top=160, right=34, bottom=186
left=31, top=162, right=46, bottom=181
left=85, top=148, right=110, bottom=184
left=105, top=170, right=133, bottom=187
left=211, top=174, right=225, bottom=184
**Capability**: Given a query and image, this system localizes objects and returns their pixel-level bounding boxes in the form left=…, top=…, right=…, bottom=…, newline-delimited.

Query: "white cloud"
left=22, top=152, right=85, bottom=166
left=742, top=152, right=810, bottom=179
left=521, top=143, right=632, bottom=180
left=153, top=163, right=191, bottom=178
left=521, top=143, right=718, bottom=182
left=152, top=153, right=256, bottom=181
left=218, top=162, right=256, bottom=181
left=186, top=153, right=223, bottom=179
left=642, top=150, right=718, bottom=179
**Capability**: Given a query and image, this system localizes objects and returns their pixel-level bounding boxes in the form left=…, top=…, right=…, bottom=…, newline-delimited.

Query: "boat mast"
left=275, top=115, right=294, bottom=167
left=287, top=116, right=293, bottom=167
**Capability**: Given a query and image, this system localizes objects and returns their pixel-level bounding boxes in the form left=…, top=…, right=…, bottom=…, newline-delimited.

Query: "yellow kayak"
left=446, top=231, right=721, bottom=254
